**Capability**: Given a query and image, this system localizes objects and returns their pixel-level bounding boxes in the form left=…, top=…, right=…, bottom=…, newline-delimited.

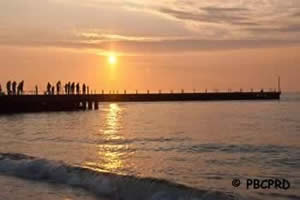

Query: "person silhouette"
left=87, top=86, right=89, bottom=94
left=20, top=80, right=24, bottom=94
left=47, top=82, right=52, bottom=95
left=76, top=83, right=80, bottom=94
left=35, top=85, right=38, bottom=95
left=17, top=82, right=21, bottom=95
left=12, top=81, right=17, bottom=95
left=71, top=82, right=75, bottom=94
left=64, top=83, right=68, bottom=95
left=68, top=82, right=71, bottom=95
left=82, top=84, right=86, bottom=95
left=6, top=81, right=11, bottom=95
left=51, top=86, right=55, bottom=95
left=56, top=81, right=61, bottom=95
left=17, top=80, right=24, bottom=95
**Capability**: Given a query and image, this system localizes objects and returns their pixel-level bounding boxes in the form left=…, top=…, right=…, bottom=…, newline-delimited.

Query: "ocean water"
left=0, top=93, right=299, bottom=200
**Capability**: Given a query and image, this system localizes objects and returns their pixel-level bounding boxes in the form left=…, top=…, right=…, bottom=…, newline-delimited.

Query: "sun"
left=108, top=54, right=117, bottom=65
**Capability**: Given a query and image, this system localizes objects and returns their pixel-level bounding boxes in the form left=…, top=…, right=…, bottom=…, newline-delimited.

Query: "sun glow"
left=108, top=54, right=117, bottom=65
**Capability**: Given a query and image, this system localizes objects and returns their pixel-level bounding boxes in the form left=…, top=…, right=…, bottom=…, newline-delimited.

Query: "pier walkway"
left=0, top=91, right=281, bottom=113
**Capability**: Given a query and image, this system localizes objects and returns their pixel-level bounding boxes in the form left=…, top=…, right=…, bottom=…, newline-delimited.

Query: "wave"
left=27, top=136, right=191, bottom=145
left=0, top=152, right=238, bottom=200
left=183, top=144, right=298, bottom=153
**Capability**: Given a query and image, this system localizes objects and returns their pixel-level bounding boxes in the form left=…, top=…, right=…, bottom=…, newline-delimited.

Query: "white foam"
left=0, top=153, right=237, bottom=200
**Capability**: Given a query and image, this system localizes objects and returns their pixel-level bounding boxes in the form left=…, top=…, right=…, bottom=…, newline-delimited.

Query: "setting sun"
left=108, top=54, right=117, bottom=65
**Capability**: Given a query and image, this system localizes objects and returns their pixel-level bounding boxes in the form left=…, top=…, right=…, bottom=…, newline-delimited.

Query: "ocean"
left=0, top=93, right=299, bottom=200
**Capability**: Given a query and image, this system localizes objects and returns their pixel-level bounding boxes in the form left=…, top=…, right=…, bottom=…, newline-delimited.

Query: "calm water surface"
left=0, top=93, right=299, bottom=200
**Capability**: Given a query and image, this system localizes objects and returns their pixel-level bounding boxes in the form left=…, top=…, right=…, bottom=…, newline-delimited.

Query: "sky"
left=0, top=0, right=300, bottom=92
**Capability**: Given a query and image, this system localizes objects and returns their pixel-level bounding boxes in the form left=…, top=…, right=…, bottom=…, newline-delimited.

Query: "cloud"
left=87, top=39, right=300, bottom=53
left=1, top=34, right=300, bottom=54
left=77, top=33, right=158, bottom=42
left=292, top=12, right=300, bottom=17
left=152, top=1, right=300, bottom=40
left=201, top=7, right=249, bottom=12
left=1, top=0, right=300, bottom=53
left=247, top=24, right=300, bottom=33
left=158, top=7, right=256, bottom=26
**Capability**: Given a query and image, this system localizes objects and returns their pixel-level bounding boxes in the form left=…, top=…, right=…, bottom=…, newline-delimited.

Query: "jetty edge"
left=0, top=91, right=281, bottom=114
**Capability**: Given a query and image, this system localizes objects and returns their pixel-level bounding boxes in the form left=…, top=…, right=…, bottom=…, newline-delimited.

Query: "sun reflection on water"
left=104, top=103, right=122, bottom=139
left=83, top=103, right=127, bottom=174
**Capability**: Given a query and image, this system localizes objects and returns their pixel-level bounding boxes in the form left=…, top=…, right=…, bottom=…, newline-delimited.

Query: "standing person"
left=87, top=86, right=89, bottom=95
left=64, top=83, right=68, bottom=95
left=35, top=85, right=38, bottom=95
left=6, top=81, right=11, bottom=95
left=17, top=80, right=24, bottom=95
left=20, top=80, right=24, bottom=95
left=82, top=84, right=86, bottom=95
left=56, top=81, right=61, bottom=95
left=68, top=82, right=71, bottom=94
left=51, top=86, right=55, bottom=95
left=71, top=82, right=75, bottom=94
left=17, top=82, right=21, bottom=95
left=12, top=81, right=17, bottom=95
left=47, top=82, right=51, bottom=95
left=76, top=83, right=80, bottom=94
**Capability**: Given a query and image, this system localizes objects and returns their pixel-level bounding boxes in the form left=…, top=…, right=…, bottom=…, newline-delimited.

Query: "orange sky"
left=0, top=0, right=300, bottom=92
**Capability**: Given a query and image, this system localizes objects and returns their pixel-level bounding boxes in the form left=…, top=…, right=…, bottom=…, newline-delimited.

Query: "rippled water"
left=0, top=93, right=299, bottom=200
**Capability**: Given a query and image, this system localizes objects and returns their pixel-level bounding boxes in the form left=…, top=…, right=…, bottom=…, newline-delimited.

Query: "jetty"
left=0, top=91, right=281, bottom=114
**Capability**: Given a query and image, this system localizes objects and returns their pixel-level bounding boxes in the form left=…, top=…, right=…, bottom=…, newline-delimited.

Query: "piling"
left=88, top=101, right=93, bottom=110
left=94, top=101, right=99, bottom=110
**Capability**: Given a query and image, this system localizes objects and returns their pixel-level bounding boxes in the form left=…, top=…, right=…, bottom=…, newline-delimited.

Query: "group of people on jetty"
left=0, top=81, right=90, bottom=96
left=46, top=81, right=90, bottom=95
left=0, top=81, right=24, bottom=95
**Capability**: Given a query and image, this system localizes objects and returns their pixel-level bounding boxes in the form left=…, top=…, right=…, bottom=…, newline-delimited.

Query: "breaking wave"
left=0, top=152, right=239, bottom=200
